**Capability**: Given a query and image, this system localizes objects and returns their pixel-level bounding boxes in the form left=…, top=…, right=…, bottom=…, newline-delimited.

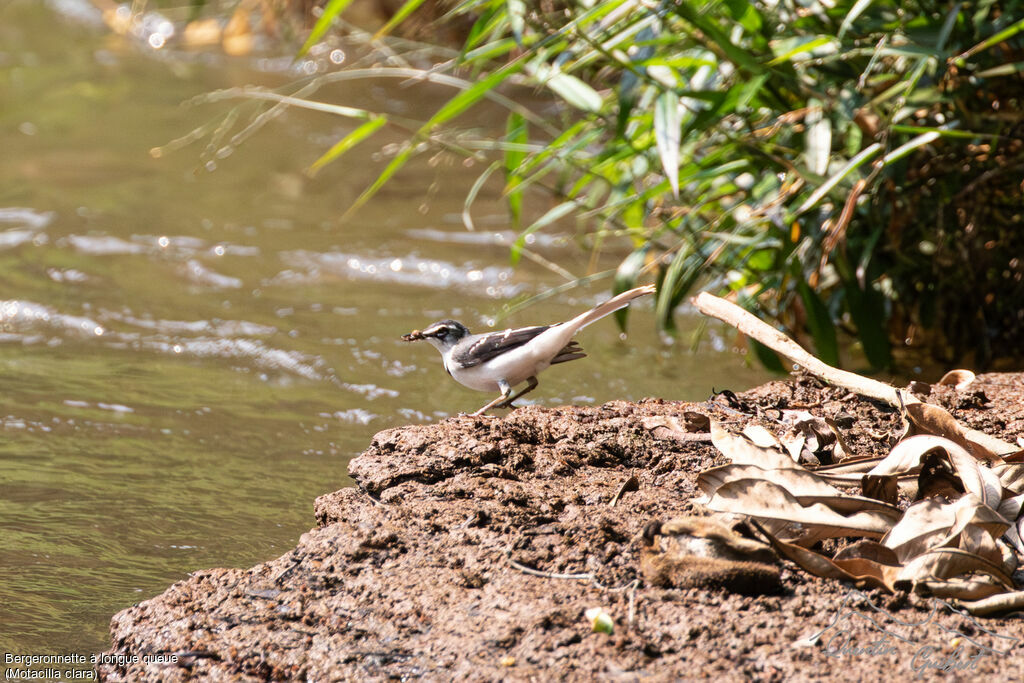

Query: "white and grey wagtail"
left=401, top=284, right=655, bottom=415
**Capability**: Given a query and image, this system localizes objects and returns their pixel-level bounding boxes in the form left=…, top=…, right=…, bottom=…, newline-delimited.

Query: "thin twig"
left=507, top=557, right=594, bottom=581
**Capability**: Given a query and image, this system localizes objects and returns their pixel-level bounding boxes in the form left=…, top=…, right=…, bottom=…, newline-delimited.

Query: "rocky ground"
left=97, top=373, right=1024, bottom=681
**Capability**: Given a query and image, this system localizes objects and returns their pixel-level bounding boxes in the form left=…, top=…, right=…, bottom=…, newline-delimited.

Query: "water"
left=0, top=1, right=773, bottom=658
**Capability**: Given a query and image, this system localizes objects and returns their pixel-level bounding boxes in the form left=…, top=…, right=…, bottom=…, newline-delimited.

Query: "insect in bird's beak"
left=401, top=329, right=425, bottom=342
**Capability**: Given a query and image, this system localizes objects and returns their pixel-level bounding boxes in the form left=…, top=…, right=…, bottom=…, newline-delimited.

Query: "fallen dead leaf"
left=938, top=369, right=977, bottom=391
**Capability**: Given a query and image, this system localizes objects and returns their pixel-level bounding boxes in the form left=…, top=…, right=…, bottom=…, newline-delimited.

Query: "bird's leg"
left=495, top=376, right=539, bottom=409
left=471, top=379, right=515, bottom=416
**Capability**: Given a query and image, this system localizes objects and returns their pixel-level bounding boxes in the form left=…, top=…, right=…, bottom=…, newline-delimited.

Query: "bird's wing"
left=452, top=325, right=551, bottom=367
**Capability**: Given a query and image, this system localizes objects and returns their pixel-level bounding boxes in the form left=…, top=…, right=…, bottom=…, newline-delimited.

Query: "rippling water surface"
left=0, top=1, right=773, bottom=656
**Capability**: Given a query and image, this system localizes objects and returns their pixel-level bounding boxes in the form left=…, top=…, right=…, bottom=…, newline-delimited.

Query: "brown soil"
left=97, top=374, right=1024, bottom=681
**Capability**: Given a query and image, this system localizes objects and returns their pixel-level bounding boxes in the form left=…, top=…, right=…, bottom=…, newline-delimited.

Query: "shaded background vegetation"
left=157, top=0, right=1024, bottom=370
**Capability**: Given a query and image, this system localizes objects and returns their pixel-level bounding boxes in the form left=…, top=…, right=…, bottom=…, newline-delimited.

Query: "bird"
left=401, top=284, right=655, bottom=416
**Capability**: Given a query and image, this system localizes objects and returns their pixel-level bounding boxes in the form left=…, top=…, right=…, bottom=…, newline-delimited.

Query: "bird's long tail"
left=561, top=284, right=656, bottom=334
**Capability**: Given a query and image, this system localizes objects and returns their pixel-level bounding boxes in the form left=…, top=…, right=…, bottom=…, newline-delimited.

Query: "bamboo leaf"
left=613, top=246, right=649, bottom=331
left=297, top=0, right=356, bottom=58
left=797, top=143, right=881, bottom=214
left=837, top=0, right=874, bottom=40
left=342, top=144, right=416, bottom=221
left=882, top=131, right=940, bottom=165
left=374, top=0, right=429, bottom=40
left=654, top=91, right=682, bottom=197
left=957, top=16, right=1024, bottom=62
left=306, top=116, right=387, bottom=177
left=463, top=161, right=501, bottom=232
left=511, top=201, right=577, bottom=265
left=507, top=0, right=526, bottom=45
left=504, top=112, right=528, bottom=228
left=530, top=64, right=604, bottom=113
left=798, top=280, right=839, bottom=367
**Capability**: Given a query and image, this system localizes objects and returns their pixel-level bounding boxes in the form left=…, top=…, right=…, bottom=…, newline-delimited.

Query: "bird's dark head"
left=401, top=319, right=470, bottom=349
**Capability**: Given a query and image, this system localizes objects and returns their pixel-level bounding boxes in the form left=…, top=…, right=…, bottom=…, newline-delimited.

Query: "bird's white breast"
left=445, top=343, right=552, bottom=392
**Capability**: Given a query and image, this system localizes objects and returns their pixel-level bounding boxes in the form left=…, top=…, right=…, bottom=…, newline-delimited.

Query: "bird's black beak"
left=401, top=330, right=425, bottom=342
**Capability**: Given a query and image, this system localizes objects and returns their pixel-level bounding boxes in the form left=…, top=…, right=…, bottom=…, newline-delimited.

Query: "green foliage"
left=306, top=0, right=1024, bottom=368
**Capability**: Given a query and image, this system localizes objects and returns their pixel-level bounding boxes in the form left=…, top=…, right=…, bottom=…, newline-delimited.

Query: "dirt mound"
left=98, top=375, right=1024, bottom=680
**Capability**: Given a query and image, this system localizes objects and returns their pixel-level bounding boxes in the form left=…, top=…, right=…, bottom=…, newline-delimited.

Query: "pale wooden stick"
left=692, top=292, right=1016, bottom=456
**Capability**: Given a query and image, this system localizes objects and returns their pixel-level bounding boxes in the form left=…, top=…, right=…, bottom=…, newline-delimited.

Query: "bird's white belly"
left=447, top=345, right=551, bottom=392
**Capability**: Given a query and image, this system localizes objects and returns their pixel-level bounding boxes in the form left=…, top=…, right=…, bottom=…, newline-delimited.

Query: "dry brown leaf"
left=780, top=410, right=845, bottom=464
left=861, top=474, right=898, bottom=506
left=706, top=479, right=898, bottom=539
left=710, top=421, right=797, bottom=469
left=938, top=369, right=977, bottom=391
left=994, top=463, right=1024, bottom=494
left=750, top=521, right=894, bottom=591
left=945, top=445, right=1003, bottom=509
left=958, top=590, right=1024, bottom=616
left=905, top=402, right=1002, bottom=463
left=896, top=547, right=1015, bottom=593
left=949, top=523, right=1004, bottom=568
left=741, top=424, right=781, bottom=449
left=642, top=414, right=711, bottom=441
left=697, top=465, right=899, bottom=517
left=697, top=464, right=841, bottom=499
left=824, top=416, right=854, bottom=460
left=833, top=540, right=900, bottom=566
left=882, top=495, right=1008, bottom=563
left=998, top=493, right=1024, bottom=524
left=916, top=450, right=964, bottom=500
left=915, top=577, right=1006, bottom=601
left=868, top=434, right=968, bottom=477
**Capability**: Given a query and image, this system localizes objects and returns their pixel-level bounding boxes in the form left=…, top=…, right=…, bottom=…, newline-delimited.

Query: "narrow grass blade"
left=797, top=143, right=881, bottom=214
left=798, top=280, right=839, bottom=366
left=462, top=160, right=501, bottom=232
left=307, top=116, right=387, bottom=177
left=654, top=90, right=682, bottom=197
left=838, top=0, right=874, bottom=40
left=297, top=0, right=356, bottom=58
left=373, top=0, right=429, bottom=39
left=511, top=201, right=577, bottom=265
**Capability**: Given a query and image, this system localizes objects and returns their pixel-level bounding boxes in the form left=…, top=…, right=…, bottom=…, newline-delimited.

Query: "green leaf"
left=533, top=66, right=604, bottom=113
left=654, top=91, right=682, bottom=198
left=342, top=144, right=416, bottom=221
left=613, top=246, right=649, bottom=331
left=804, top=99, right=831, bottom=175
left=306, top=116, right=387, bottom=177
left=752, top=339, right=787, bottom=373
left=374, top=0, right=429, bottom=39
left=797, top=143, right=881, bottom=214
left=463, top=161, right=501, bottom=232
left=504, top=112, right=528, bottom=228
left=511, top=201, right=577, bottom=265
left=837, top=0, right=874, bottom=40
left=797, top=280, right=839, bottom=367
left=958, top=15, right=1024, bottom=61
left=507, top=0, right=526, bottom=45
left=841, top=278, right=890, bottom=370
left=766, top=36, right=836, bottom=67
left=297, top=0, right=356, bottom=58
left=882, top=131, right=940, bottom=164
left=671, top=2, right=764, bottom=75
left=657, top=247, right=702, bottom=333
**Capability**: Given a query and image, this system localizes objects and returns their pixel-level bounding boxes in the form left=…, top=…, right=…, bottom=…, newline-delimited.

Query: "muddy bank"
left=98, top=374, right=1024, bottom=680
